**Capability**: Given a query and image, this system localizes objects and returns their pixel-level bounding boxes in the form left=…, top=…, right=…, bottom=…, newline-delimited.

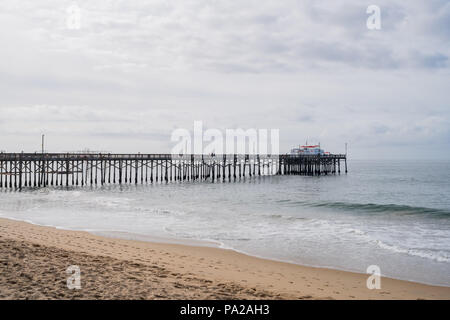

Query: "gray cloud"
left=0, top=0, right=449, bottom=159
left=414, top=52, right=448, bottom=69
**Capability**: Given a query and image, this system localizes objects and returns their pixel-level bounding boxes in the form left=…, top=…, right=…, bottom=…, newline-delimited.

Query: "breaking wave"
left=299, top=201, right=450, bottom=218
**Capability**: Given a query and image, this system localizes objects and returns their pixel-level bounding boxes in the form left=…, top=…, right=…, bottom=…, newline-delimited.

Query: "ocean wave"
left=264, top=213, right=307, bottom=221
left=304, top=201, right=450, bottom=217
left=340, top=226, right=450, bottom=263
left=374, top=240, right=450, bottom=263
left=289, top=219, right=450, bottom=264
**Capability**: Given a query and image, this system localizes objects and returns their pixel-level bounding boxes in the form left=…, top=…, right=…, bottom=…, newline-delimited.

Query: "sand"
left=0, top=217, right=449, bottom=300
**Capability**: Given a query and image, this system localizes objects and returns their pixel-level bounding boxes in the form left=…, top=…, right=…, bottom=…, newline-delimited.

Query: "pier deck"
left=0, top=153, right=347, bottom=189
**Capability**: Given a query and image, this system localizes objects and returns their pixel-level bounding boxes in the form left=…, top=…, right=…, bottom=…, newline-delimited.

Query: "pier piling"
left=0, top=153, right=346, bottom=190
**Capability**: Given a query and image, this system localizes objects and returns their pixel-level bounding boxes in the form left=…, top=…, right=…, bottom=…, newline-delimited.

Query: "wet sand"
left=1, top=217, right=449, bottom=300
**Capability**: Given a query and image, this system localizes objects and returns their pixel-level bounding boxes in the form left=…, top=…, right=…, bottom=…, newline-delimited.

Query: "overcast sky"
left=0, top=0, right=449, bottom=159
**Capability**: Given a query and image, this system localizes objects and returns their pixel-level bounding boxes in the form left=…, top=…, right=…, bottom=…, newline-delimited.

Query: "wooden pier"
left=0, top=153, right=347, bottom=189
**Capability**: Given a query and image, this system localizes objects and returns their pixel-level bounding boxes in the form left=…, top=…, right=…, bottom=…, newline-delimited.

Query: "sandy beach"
left=0, top=217, right=449, bottom=300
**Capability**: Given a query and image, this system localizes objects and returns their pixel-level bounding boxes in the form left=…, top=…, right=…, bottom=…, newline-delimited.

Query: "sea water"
left=1, top=160, right=449, bottom=286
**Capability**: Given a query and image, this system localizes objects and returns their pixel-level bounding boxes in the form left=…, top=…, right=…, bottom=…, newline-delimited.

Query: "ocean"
left=1, top=160, right=449, bottom=286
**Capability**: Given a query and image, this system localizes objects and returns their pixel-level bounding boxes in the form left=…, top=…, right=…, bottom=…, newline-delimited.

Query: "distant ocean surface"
left=1, top=160, right=449, bottom=286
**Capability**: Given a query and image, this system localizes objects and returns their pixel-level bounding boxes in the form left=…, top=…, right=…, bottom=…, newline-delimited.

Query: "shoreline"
left=3, top=215, right=449, bottom=288
left=94, top=230, right=450, bottom=288
left=1, top=217, right=449, bottom=299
